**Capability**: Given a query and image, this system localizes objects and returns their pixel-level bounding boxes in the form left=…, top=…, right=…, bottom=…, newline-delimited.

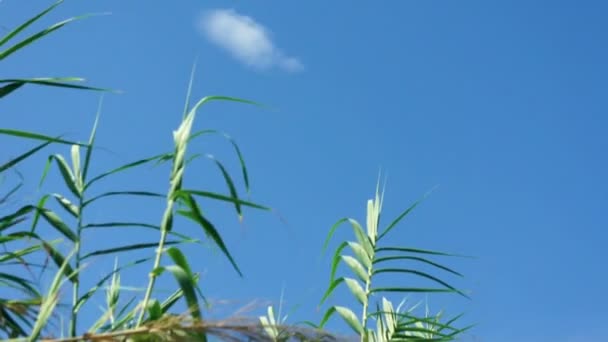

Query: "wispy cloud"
left=198, top=9, right=303, bottom=72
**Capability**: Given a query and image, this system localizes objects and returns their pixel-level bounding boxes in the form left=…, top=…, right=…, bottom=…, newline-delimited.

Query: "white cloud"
left=198, top=9, right=303, bottom=72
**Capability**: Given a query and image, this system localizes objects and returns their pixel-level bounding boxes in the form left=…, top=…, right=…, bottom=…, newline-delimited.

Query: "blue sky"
left=2, top=1, right=608, bottom=341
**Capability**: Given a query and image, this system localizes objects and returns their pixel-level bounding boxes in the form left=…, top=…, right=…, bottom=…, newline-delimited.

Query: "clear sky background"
left=2, top=1, right=608, bottom=341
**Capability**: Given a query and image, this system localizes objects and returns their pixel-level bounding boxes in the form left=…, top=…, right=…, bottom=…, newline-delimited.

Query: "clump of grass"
left=314, top=181, right=470, bottom=341
left=0, top=2, right=472, bottom=341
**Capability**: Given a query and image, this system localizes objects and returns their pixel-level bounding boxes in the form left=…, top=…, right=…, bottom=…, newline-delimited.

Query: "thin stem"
left=361, top=255, right=373, bottom=342
left=70, top=243, right=80, bottom=337
left=137, top=177, right=180, bottom=326
left=136, top=210, right=171, bottom=326
left=70, top=196, right=84, bottom=337
left=138, top=98, right=195, bottom=327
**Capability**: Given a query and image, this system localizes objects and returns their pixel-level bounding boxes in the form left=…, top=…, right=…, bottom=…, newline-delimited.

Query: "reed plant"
left=1, top=2, right=471, bottom=341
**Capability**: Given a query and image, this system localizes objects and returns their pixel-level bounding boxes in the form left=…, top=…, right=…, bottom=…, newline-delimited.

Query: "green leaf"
left=373, top=268, right=467, bottom=298
left=85, top=153, right=171, bottom=190
left=187, top=95, right=264, bottom=118
left=0, top=12, right=93, bottom=61
left=52, top=193, right=79, bottom=218
left=178, top=194, right=242, bottom=276
left=166, top=247, right=207, bottom=304
left=0, top=305, right=29, bottom=337
left=0, top=244, right=42, bottom=263
left=166, top=247, right=192, bottom=276
left=177, top=189, right=269, bottom=211
left=82, top=98, right=102, bottom=182
left=147, top=299, right=162, bottom=321
left=39, top=208, right=77, bottom=242
left=41, top=154, right=81, bottom=198
left=189, top=130, right=250, bottom=192
left=152, top=273, right=201, bottom=319
left=82, top=222, right=159, bottom=230
left=82, top=190, right=165, bottom=208
left=348, top=241, right=372, bottom=269
left=366, top=198, right=380, bottom=241
left=0, top=81, right=23, bottom=98
left=343, top=277, right=367, bottom=306
left=181, top=61, right=197, bottom=120
left=0, top=128, right=83, bottom=146
left=319, top=277, right=345, bottom=306
left=70, top=144, right=82, bottom=190
left=164, top=265, right=201, bottom=320
left=374, top=255, right=463, bottom=277
left=81, top=222, right=196, bottom=242
left=0, top=231, right=39, bottom=244
left=81, top=241, right=184, bottom=260
left=342, top=255, right=369, bottom=283
left=335, top=306, right=364, bottom=335
left=0, top=272, right=40, bottom=297
left=0, top=205, right=34, bottom=232
left=370, top=287, right=459, bottom=295
left=29, top=246, right=75, bottom=342
left=98, top=296, right=138, bottom=333
left=204, top=154, right=242, bottom=220
left=75, top=257, right=150, bottom=313
left=30, top=196, right=50, bottom=234
left=0, top=78, right=112, bottom=94
left=328, top=241, right=348, bottom=283
left=0, top=181, right=22, bottom=205
left=349, top=219, right=374, bottom=258
left=0, top=0, right=61, bottom=48
left=0, top=141, right=51, bottom=173
left=322, top=218, right=374, bottom=261
left=377, top=246, right=468, bottom=258
left=317, top=306, right=337, bottom=329
left=377, top=188, right=435, bottom=241
left=41, top=241, right=77, bottom=283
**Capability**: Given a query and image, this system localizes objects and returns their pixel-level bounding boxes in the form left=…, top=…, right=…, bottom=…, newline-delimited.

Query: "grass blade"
left=82, top=191, right=165, bottom=208
left=0, top=129, right=83, bottom=146
left=40, top=154, right=81, bottom=198
left=343, top=277, right=367, bottom=306
left=81, top=241, right=184, bottom=260
left=38, top=208, right=77, bottom=242
left=82, top=97, right=102, bottom=181
left=374, top=255, right=463, bottom=277
left=28, top=247, right=75, bottom=342
left=0, top=82, right=24, bottom=98
left=204, top=154, right=242, bottom=220
left=177, top=189, right=269, bottom=211
left=74, top=257, right=150, bottom=313
left=0, top=141, right=51, bottom=173
left=319, top=277, right=345, bottom=306
left=335, top=306, right=364, bottom=335
left=377, top=247, right=469, bottom=258
left=0, top=78, right=112, bottom=93
left=0, top=272, right=40, bottom=297
left=41, top=241, right=77, bottom=283
left=166, top=247, right=208, bottom=315
left=189, top=130, right=250, bottom=192
left=177, top=194, right=242, bottom=276
left=328, top=241, right=348, bottom=283
left=0, top=0, right=61, bottom=48
left=82, top=191, right=166, bottom=208
left=85, top=153, right=171, bottom=190
left=342, top=255, right=369, bottom=283
left=51, top=193, right=79, bottom=218
left=377, top=189, right=435, bottom=241
left=373, top=268, right=467, bottom=298
left=0, top=14, right=93, bottom=61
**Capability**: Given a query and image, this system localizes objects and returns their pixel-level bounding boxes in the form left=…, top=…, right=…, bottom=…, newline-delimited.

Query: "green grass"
left=0, top=2, right=472, bottom=341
